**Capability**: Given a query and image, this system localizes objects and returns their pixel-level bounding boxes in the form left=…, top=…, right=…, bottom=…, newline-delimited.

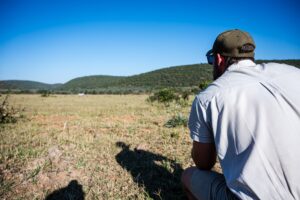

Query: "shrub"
left=164, top=113, right=188, bottom=128
left=41, top=92, right=50, bottom=97
left=199, top=80, right=211, bottom=90
left=0, top=95, right=24, bottom=124
left=180, top=90, right=191, bottom=101
left=147, top=88, right=179, bottom=104
left=38, top=90, right=50, bottom=97
left=191, top=87, right=200, bottom=94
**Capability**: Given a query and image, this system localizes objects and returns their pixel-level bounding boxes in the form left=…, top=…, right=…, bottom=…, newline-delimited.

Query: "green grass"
left=0, top=94, right=221, bottom=199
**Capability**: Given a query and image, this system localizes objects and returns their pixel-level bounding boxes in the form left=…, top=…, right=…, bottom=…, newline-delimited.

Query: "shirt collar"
left=227, top=59, right=256, bottom=71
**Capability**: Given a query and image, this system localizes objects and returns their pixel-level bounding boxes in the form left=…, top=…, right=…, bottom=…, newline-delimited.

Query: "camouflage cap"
left=211, top=29, right=255, bottom=58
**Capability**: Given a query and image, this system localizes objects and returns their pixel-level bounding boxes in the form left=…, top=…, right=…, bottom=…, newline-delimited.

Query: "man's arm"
left=191, top=141, right=216, bottom=170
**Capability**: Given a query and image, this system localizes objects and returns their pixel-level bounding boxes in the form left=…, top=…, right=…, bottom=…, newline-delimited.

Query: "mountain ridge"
left=1, top=60, right=300, bottom=92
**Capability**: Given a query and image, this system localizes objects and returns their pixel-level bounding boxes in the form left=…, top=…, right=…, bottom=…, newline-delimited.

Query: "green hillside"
left=118, top=64, right=212, bottom=88
left=59, top=75, right=126, bottom=90
left=0, top=80, right=61, bottom=91
left=1, top=60, right=300, bottom=93
left=58, top=60, right=300, bottom=90
left=55, top=64, right=212, bottom=93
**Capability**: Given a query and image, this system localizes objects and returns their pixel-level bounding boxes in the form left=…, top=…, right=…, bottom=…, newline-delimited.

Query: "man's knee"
left=181, top=167, right=197, bottom=189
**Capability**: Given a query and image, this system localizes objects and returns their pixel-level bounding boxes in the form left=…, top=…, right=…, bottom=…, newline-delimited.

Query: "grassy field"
left=0, top=94, right=221, bottom=200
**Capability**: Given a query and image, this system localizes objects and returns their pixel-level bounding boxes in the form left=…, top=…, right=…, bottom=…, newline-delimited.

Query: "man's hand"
left=192, top=141, right=217, bottom=170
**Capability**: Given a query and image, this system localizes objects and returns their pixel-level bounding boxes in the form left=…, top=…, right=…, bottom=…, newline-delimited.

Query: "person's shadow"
left=115, top=141, right=185, bottom=200
left=45, top=180, right=85, bottom=200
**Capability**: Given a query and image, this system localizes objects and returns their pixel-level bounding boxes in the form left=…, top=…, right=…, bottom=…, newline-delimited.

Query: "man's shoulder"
left=261, top=62, right=300, bottom=73
left=196, top=61, right=300, bottom=107
left=195, top=80, right=226, bottom=107
left=251, top=62, right=300, bottom=82
left=262, top=61, right=298, bottom=68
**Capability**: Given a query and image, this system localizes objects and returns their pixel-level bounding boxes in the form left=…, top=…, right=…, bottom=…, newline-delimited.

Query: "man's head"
left=206, top=29, right=256, bottom=79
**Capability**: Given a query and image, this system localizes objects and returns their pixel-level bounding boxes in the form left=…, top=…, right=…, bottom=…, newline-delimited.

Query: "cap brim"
left=206, top=49, right=213, bottom=56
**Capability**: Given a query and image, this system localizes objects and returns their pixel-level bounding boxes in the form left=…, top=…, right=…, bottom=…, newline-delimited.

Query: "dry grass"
left=0, top=94, right=221, bottom=200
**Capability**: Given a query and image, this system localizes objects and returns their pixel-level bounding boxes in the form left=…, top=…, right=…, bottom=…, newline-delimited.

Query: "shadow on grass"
left=115, top=141, right=185, bottom=200
left=45, top=180, right=85, bottom=200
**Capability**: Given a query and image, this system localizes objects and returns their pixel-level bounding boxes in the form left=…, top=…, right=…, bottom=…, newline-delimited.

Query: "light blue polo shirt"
left=189, top=60, right=300, bottom=199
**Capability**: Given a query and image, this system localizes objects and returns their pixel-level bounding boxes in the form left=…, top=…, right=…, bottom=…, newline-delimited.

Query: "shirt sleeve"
left=188, top=96, right=214, bottom=143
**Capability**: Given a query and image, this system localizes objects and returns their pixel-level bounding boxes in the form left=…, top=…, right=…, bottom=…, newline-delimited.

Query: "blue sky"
left=0, top=0, right=299, bottom=84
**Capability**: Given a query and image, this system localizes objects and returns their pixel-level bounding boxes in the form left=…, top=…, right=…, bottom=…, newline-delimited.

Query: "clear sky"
left=0, top=0, right=299, bottom=84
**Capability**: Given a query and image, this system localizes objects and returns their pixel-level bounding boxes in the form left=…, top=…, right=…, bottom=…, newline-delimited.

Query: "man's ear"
left=216, top=53, right=225, bottom=66
left=216, top=53, right=226, bottom=71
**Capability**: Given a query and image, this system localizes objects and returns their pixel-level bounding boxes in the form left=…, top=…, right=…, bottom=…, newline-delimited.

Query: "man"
left=181, top=29, right=300, bottom=200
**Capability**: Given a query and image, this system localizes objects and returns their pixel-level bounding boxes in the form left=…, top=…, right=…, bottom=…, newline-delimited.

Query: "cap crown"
left=212, top=29, right=255, bottom=58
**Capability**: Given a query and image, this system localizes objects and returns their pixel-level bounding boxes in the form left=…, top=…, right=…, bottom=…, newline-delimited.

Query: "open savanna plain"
left=0, top=94, right=221, bottom=200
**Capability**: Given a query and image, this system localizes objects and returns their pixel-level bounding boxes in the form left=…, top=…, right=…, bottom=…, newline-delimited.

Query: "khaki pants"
left=190, top=170, right=239, bottom=200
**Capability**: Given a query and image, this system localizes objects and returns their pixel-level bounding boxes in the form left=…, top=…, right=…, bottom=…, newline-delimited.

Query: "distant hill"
left=0, top=80, right=62, bottom=91
left=59, top=60, right=300, bottom=90
left=118, top=64, right=212, bottom=88
left=57, top=64, right=212, bottom=91
left=60, top=75, right=126, bottom=90
left=1, top=60, right=300, bottom=93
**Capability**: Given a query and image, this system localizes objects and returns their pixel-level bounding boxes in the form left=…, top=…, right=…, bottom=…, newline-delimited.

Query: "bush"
left=147, top=88, right=179, bottom=104
left=180, top=90, right=191, bottom=101
left=164, top=113, right=188, bottom=128
left=0, top=95, right=24, bottom=123
left=41, top=92, right=50, bottom=97
left=38, top=90, right=51, bottom=97
left=191, top=87, right=200, bottom=94
left=199, top=80, right=211, bottom=90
